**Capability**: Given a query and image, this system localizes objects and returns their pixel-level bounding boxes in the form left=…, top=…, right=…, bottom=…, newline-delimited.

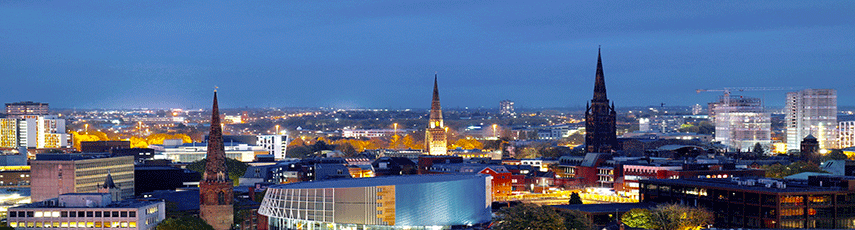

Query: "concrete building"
left=712, top=95, right=771, bottom=152
left=5, top=101, right=49, bottom=116
left=258, top=174, right=492, bottom=229
left=500, top=100, right=515, bottom=116
left=342, top=129, right=411, bottom=138
left=786, top=89, right=837, bottom=151
left=158, top=142, right=263, bottom=162
left=30, top=154, right=134, bottom=202
left=6, top=193, right=165, bottom=230
left=0, top=115, right=69, bottom=149
left=838, top=121, right=855, bottom=148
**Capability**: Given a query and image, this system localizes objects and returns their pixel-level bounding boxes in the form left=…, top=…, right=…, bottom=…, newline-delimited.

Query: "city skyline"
left=2, top=1, right=853, bottom=109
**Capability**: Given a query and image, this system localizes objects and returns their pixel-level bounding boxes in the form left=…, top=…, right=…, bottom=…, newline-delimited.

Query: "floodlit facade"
left=712, top=95, right=771, bottom=152
left=839, top=121, right=855, bottom=148
left=786, top=89, right=837, bottom=151
left=6, top=193, right=164, bottom=230
left=259, top=174, right=492, bottom=230
left=0, top=115, right=68, bottom=149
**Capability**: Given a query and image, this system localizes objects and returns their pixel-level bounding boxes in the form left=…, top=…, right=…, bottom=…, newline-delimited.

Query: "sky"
left=1, top=1, right=853, bottom=109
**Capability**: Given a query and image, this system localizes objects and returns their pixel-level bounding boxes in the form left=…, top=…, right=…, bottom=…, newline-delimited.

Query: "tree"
left=621, top=208, right=655, bottom=229
left=568, top=192, right=583, bottom=205
left=156, top=216, right=215, bottom=230
left=187, top=158, right=250, bottom=186
left=493, top=204, right=565, bottom=230
left=648, top=204, right=713, bottom=230
left=820, top=149, right=850, bottom=162
left=493, top=203, right=590, bottom=230
left=558, top=209, right=592, bottom=230
left=752, top=143, right=765, bottom=156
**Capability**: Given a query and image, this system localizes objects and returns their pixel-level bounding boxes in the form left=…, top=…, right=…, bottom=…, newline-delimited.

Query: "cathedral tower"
left=585, top=48, right=617, bottom=153
left=425, top=74, right=448, bottom=155
left=199, top=90, right=234, bottom=230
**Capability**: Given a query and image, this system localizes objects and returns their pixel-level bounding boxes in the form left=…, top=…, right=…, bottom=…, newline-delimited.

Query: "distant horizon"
left=2, top=1, right=852, bottom=109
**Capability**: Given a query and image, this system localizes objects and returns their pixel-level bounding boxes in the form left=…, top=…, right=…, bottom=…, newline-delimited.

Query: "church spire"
left=430, top=73, right=442, bottom=121
left=593, top=47, right=608, bottom=102
left=204, top=91, right=228, bottom=182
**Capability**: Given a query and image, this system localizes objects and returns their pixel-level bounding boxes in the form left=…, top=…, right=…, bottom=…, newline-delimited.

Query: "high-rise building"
left=499, top=100, right=515, bottom=116
left=199, top=91, right=234, bottom=230
left=0, top=115, right=68, bottom=149
left=30, top=154, right=134, bottom=202
left=692, top=104, right=703, bottom=115
left=712, top=95, right=771, bottom=152
left=786, top=89, right=837, bottom=151
left=425, top=74, right=448, bottom=156
left=7, top=193, right=165, bottom=230
left=5, top=101, right=49, bottom=116
left=585, top=48, right=617, bottom=153
left=838, top=121, right=855, bottom=148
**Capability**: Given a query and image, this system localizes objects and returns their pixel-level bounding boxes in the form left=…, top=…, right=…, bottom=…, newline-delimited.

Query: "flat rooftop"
left=553, top=202, right=655, bottom=214
left=271, top=174, right=488, bottom=189
left=642, top=178, right=846, bottom=193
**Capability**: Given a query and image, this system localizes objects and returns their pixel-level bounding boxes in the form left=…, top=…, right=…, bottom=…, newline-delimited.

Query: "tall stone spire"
left=204, top=91, right=228, bottom=181
left=593, top=47, right=608, bottom=102
left=426, top=73, right=447, bottom=155
left=585, top=48, right=618, bottom=154
left=200, top=90, right=234, bottom=230
left=430, top=73, right=442, bottom=121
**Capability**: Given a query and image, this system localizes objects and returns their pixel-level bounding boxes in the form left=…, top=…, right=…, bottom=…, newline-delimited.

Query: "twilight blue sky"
left=1, top=1, right=853, bottom=109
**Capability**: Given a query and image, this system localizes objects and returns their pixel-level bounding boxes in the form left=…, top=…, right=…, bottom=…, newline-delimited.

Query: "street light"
left=275, top=125, right=280, bottom=135
left=84, top=124, right=89, bottom=134
left=492, top=124, right=498, bottom=137
left=393, top=123, right=398, bottom=136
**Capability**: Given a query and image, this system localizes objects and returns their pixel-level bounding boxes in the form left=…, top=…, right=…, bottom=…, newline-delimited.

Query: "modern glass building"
left=258, top=174, right=492, bottom=230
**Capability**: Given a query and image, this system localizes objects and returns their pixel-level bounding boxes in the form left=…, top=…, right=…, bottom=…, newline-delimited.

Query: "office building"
left=641, top=176, right=855, bottom=229
left=585, top=48, right=617, bottom=153
left=786, top=89, right=837, bottom=151
left=158, top=142, right=263, bottom=162
left=6, top=193, right=164, bottom=229
left=199, top=91, right=234, bottom=230
left=5, top=101, right=49, bottom=116
left=30, top=154, right=134, bottom=202
left=500, top=100, right=515, bottom=116
left=425, top=74, right=448, bottom=155
left=80, top=141, right=130, bottom=153
left=838, top=121, right=855, bottom=148
left=0, top=115, right=69, bottom=149
left=712, top=95, right=771, bottom=152
left=258, top=174, right=492, bottom=230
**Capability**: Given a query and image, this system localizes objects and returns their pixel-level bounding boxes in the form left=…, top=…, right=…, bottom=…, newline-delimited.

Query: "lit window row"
left=9, top=221, right=136, bottom=228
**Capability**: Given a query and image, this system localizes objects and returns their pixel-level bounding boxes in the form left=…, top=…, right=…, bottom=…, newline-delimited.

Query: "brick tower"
left=199, top=90, right=234, bottom=230
left=425, top=74, right=448, bottom=155
left=585, top=48, right=617, bottom=153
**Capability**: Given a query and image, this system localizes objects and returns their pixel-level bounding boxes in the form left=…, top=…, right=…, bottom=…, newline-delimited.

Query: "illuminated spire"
left=430, top=73, right=442, bottom=121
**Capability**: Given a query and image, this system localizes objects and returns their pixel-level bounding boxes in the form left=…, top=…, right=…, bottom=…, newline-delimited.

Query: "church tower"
left=97, top=171, right=121, bottom=202
left=199, top=90, right=234, bottom=230
left=425, top=74, right=448, bottom=155
left=585, top=48, right=618, bottom=153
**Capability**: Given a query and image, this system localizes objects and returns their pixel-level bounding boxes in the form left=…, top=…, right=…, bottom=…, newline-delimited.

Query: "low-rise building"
left=7, top=193, right=165, bottom=230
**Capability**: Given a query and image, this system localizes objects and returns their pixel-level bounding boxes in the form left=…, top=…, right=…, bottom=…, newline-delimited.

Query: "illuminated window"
left=34, top=211, right=42, bottom=217
left=129, top=221, right=137, bottom=228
